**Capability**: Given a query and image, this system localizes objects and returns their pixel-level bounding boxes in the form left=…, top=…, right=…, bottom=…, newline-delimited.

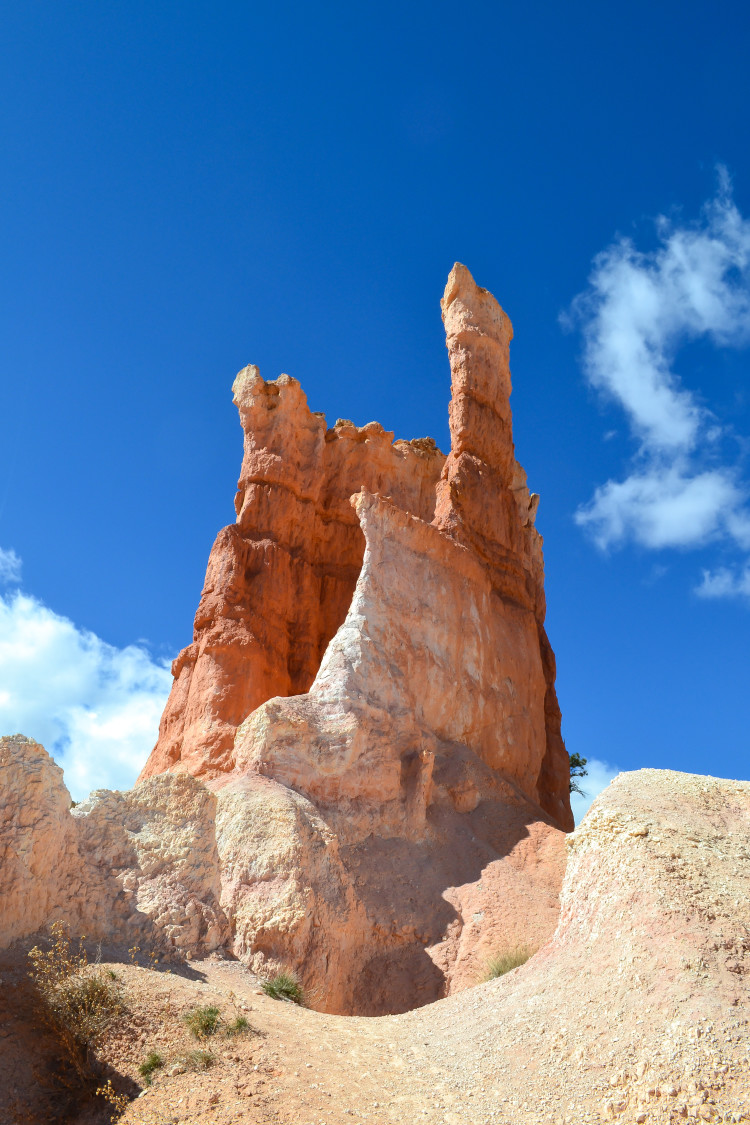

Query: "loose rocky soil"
left=2, top=769, right=749, bottom=1125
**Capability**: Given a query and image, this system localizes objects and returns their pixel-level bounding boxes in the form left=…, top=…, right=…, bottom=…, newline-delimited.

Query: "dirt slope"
left=2, top=768, right=749, bottom=1125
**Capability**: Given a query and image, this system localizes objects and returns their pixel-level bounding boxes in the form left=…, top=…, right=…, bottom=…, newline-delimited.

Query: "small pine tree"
left=569, top=752, right=588, bottom=796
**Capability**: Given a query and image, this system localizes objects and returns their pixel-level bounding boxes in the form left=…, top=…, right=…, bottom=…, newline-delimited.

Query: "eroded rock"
left=0, top=735, right=229, bottom=957
left=2, top=265, right=574, bottom=1014
left=138, top=264, right=573, bottom=1011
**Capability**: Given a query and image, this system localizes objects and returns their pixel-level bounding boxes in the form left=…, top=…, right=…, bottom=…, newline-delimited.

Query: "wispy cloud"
left=0, top=547, right=21, bottom=585
left=0, top=574, right=172, bottom=800
left=570, top=757, right=621, bottom=825
left=569, top=169, right=750, bottom=591
left=696, top=564, right=750, bottom=601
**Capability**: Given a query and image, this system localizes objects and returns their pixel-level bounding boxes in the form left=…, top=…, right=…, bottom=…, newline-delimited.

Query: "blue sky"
left=1, top=1, right=749, bottom=814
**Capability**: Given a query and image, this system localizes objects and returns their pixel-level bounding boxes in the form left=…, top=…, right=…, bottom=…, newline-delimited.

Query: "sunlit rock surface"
left=3, top=266, right=573, bottom=1014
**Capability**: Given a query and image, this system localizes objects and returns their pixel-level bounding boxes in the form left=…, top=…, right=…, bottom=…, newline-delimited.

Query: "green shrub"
left=138, top=1051, right=164, bottom=1086
left=261, top=969, right=305, bottom=1005
left=182, top=1005, right=221, bottom=1039
left=226, top=1015, right=250, bottom=1035
left=481, top=945, right=533, bottom=982
left=28, top=921, right=124, bottom=1085
left=184, top=1049, right=214, bottom=1070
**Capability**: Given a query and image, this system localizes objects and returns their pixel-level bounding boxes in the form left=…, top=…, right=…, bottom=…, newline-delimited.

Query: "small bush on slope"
left=184, top=1049, right=214, bottom=1070
left=481, top=945, right=533, bottom=982
left=138, top=1051, right=164, bottom=1085
left=182, top=1004, right=221, bottom=1039
left=28, top=921, right=127, bottom=1116
left=261, top=969, right=306, bottom=1005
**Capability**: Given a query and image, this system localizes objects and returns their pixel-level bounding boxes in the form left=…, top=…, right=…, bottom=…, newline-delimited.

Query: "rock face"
left=1, top=265, right=573, bottom=1015
left=141, top=263, right=571, bottom=829
left=144, top=372, right=445, bottom=780
left=139, top=263, right=573, bottom=1011
left=0, top=735, right=229, bottom=957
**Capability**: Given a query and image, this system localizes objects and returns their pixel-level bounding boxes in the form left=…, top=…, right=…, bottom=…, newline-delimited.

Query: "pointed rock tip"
left=443, top=263, right=476, bottom=308
left=232, top=363, right=263, bottom=397
left=441, top=263, right=512, bottom=340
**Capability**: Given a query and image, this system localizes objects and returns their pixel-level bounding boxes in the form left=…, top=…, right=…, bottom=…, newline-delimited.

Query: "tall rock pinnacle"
left=136, top=264, right=573, bottom=1012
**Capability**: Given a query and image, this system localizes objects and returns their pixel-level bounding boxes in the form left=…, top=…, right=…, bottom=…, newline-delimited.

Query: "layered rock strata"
left=140, top=264, right=574, bottom=1010
left=144, top=373, right=445, bottom=779
left=141, top=264, right=571, bottom=830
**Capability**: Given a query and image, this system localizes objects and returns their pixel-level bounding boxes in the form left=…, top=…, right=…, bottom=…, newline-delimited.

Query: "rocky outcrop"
left=2, top=266, right=574, bottom=1014
left=1, top=733, right=564, bottom=1015
left=141, top=263, right=571, bottom=829
left=143, top=372, right=445, bottom=779
left=138, top=263, right=573, bottom=1010
left=0, top=734, right=82, bottom=948
left=0, top=735, right=229, bottom=957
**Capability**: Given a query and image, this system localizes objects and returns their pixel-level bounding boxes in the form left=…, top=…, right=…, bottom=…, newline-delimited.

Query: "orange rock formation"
left=141, top=264, right=571, bottom=832
left=143, top=372, right=444, bottom=780
left=133, top=264, right=573, bottom=1011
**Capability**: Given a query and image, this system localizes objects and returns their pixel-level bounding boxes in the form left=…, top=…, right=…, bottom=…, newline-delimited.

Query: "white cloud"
left=0, top=585, right=172, bottom=801
left=0, top=547, right=21, bottom=585
left=570, top=757, right=621, bottom=825
left=570, top=170, right=750, bottom=579
left=576, top=462, right=745, bottom=549
left=696, top=565, right=750, bottom=601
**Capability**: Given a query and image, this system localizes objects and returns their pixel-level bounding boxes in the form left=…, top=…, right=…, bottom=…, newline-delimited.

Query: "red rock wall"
left=141, top=264, right=573, bottom=833
left=140, top=370, right=445, bottom=779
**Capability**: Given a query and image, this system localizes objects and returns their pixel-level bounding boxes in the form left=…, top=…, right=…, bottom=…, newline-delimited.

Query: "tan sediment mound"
left=4, top=767, right=744, bottom=1125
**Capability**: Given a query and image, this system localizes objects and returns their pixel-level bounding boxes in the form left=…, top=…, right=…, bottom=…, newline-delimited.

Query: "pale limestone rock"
left=0, top=735, right=228, bottom=956
left=0, top=735, right=82, bottom=946
left=74, top=773, right=229, bottom=954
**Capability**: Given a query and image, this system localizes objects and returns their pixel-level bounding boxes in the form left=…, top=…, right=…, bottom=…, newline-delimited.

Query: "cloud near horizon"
left=569, top=170, right=750, bottom=598
left=0, top=563, right=172, bottom=801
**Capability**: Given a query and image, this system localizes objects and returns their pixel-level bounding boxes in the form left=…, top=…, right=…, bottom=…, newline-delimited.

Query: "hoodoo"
left=0, top=266, right=572, bottom=1017
left=141, top=264, right=571, bottom=832
left=136, top=263, right=572, bottom=1012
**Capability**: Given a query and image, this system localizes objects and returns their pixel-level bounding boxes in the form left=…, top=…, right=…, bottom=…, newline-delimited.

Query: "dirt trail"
left=4, top=770, right=750, bottom=1125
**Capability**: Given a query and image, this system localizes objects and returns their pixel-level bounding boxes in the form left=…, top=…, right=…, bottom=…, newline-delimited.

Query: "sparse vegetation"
left=481, top=944, right=533, bottom=982
left=27, top=921, right=129, bottom=1117
left=28, top=922, right=123, bottom=1082
left=138, top=1050, right=164, bottom=1086
left=226, top=1015, right=250, bottom=1035
left=182, top=1004, right=221, bottom=1039
left=184, top=1048, right=215, bottom=1070
left=261, top=969, right=305, bottom=1005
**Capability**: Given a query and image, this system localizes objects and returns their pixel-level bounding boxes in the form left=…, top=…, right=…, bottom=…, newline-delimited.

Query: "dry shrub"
left=182, top=1004, right=221, bottom=1039
left=481, top=944, right=534, bottom=982
left=28, top=921, right=126, bottom=1113
left=184, top=1048, right=214, bottom=1070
